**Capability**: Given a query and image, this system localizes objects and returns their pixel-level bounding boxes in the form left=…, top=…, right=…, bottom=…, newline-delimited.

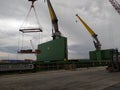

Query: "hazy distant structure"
left=109, top=0, right=120, bottom=15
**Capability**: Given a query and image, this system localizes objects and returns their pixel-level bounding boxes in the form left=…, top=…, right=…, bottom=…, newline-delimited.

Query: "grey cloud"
left=0, top=46, right=18, bottom=53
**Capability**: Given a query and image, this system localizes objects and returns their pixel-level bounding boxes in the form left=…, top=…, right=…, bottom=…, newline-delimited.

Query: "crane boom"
left=76, top=14, right=101, bottom=50
left=46, top=0, right=61, bottom=39
left=109, top=0, right=120, bottom=15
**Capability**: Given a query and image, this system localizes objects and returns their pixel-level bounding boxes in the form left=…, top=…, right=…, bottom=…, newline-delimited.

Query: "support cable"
left=19, top=5, right=43, bottom=33
left=21, top=33, right=24, bottom=50
left=20, top=7, right=32, bottom=29
left=33, top=6, right=41, bottom=28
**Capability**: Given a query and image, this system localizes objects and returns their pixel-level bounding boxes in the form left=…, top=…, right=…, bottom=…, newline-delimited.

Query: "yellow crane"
left=76, top=14, right=101, bottom=50
left=46, top=0, right=61, bottom=40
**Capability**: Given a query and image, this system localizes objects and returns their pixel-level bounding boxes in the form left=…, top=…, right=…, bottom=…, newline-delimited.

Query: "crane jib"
left=47, top=0, right=58, bottom=21
left=76, top=14, right=101, bottom=50
left=46, top=0, right=61, bottom=39
left=76, top=14, right=95, bottom=36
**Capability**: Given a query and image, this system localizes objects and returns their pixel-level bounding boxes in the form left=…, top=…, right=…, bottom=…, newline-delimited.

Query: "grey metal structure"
left=109, top=0, right=120, bottom=15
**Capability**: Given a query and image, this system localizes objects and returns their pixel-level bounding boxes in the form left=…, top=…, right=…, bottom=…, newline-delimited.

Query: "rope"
left=38, top=32, right=41, bottom=44
left=21, top=33, right=24, bottom=50
left=20, top=4, right=42, bottom=29
left=16, top=31, right=21, bottom=59
left=20, top=6, right=32, bottom=29
left=17, top=31, right=21, bottom=51
left=33, top=6, right=42, bottom=28
left=40, top=32, right=43, bottom=44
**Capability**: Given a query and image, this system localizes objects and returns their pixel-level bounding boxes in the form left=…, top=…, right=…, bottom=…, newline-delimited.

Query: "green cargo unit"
left=89, top=49, right=115, bottom=61
left=89, top=50, right=102, bottom=60
left=101, top=49, right=114, bottom=60
left=89, top=51, right=97, bottom=60
left=37, top=37, right=68, bottom=62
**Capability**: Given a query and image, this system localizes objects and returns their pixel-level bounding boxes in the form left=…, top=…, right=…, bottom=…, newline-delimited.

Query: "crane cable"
left=33, top=6, right=41, bottom=29
left=33, top=6, right=42, bottom=45
left=20, top=4, right=41, bottom=29
left=20, top=7, right=32, bottom=29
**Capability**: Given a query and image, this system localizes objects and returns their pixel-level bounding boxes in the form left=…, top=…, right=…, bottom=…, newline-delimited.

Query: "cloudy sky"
left=0, top=0, right=120, bottom=60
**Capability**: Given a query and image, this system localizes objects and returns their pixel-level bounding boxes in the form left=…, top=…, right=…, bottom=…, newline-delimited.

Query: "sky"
left=0, top=0, right=120, bottom=60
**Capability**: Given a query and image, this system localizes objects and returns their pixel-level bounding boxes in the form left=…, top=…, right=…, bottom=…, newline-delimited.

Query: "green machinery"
left=37, top=1, right=117, bottom=67
left=76, top=14, right=113, bottom=61
left=37, top=0, right=68, bottom=62
left=37, top=1, right=116, bottom=63
left=1, top=0, right=120, bottom=74
left=37, top=37, right=68, bottom=62
left=89, top=49, right=115, bottom=61
left=76, top=14, right=117, bottom=64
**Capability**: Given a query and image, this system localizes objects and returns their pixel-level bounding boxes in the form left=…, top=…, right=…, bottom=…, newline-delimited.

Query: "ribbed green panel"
left=89, top=50, right=102, bottom=60
left=89, top=49, right=114, bottom=61
left=89, top=51, right=97, bottom=60
left=37, top=37, right=68, bottom=62
left=101, top=49, right=114, bottom=60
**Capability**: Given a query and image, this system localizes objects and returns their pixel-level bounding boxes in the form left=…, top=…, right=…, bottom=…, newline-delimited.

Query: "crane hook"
left=28, top=0, right=37, bottom=7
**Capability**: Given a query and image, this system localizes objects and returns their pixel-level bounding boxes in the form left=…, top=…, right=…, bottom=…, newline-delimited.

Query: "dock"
left=0, top=67, right=120, bottom=90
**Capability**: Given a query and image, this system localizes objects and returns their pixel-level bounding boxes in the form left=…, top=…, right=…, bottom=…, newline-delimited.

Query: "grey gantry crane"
left=106, top=0, right=120, bottom=72
left=109, top=0, right=120, bottom=15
